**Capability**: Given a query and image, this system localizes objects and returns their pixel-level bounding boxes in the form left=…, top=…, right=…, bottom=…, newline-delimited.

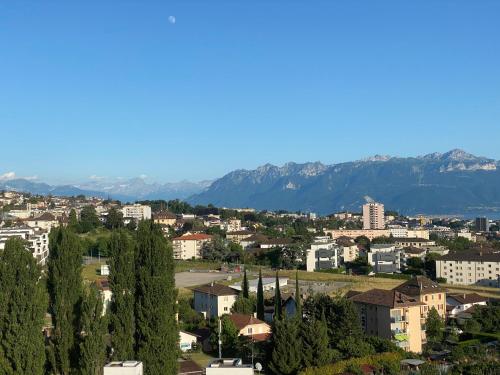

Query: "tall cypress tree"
left=47, top=227, right=83, bottom=375
left=274, top=271, right=282, bottom=321
left=256, top=269, right=265, bottom=321
left=301, top=312, right=331, bottom=368
left=0, top=238, right=46, bottom=375
left=79, top=285, right=107, bottom=375
left=269, top=317, right=302, bottom=375
left=108, top=230, right=135, bottom=360
left=135, top=221, right=178, bottom=375
left=242, top=268, right=249, bottom=299
left=295, top=271, right=301, bottom=318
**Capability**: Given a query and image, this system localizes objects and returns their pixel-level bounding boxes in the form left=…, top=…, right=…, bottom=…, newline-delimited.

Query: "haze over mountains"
left=2, top=149, right=500, bottom=216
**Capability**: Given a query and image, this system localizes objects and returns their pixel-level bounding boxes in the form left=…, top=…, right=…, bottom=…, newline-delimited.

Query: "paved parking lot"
left=175, top=271, right=241, bottom=288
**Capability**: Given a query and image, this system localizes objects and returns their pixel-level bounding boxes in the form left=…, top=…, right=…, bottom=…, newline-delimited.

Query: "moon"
left=168, top=16, right=176, bottom=24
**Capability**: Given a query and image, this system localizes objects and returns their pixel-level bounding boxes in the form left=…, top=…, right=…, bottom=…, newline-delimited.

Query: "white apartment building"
left=0, top=227, right=49, bottom=265
left=388, top=226, right=430, bottom=240
left=368, top=244, right=402, bottom=274
left=306, top=236, right=339, bottom=272
left=172, top=233, right=213, bottom=260
left=363, top=202, right=385, bottom=230
left=436, top=252, right=500, bottom=287
left=221, top=219, right=242, bottom=232
left=193, top=284, right=239, bottom=318
left=121, top=204, right=151, bottom=221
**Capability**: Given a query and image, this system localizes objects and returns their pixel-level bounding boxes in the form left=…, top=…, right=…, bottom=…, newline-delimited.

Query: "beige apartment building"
left=325, top=229, right=390, bottom=241
left=121, top=204, right=152, bottom=221
left=152, top=211, right=177, bottom=226
left=173, top=233, right=213, bottom=260
left=363, top=202, right=385, bottom=230
left=350, top=289, right=424, bottom=353
left=193, top=284, right=239, bottom=318
left=436, top=252, right=500, bottom=288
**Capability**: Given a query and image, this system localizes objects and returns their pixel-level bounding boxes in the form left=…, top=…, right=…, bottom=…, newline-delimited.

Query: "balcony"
left=390, top=316, right=407, bottom=323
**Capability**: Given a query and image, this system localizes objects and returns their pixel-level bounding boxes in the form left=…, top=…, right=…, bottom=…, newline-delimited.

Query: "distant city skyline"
left=1, top=1, right=499, bottom=183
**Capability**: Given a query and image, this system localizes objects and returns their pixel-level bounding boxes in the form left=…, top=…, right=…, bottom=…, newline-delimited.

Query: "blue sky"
left=1, top=0, right=499, bottom=184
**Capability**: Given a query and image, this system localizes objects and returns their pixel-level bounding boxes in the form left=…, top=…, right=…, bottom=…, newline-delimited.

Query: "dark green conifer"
left=134, top=221, right=178, bottom=375
left=269, top=317, right=302, bottom=375
left=274, top=271, right=282, bottom=320
left=256, top=268, right=265, bottom=321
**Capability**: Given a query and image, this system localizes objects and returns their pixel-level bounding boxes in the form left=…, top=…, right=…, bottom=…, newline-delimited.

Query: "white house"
left=446, top=293, right=488, bottom=317
left=306, top=236, right=339, bottom=272
left=206, top=359, right=254, bottom=375
left=193, top=284, right=239, bottom=318
left=179, top=330, right=200, bottom=352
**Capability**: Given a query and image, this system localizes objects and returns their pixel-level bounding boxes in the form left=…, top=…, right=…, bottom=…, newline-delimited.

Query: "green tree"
left=295, top=271, right=301, bottom=318
left=231, top=296, right=255, bottom=315
left=274, top=272, right=282, bottom=320
left=464, top=318, right=481, bottom=333
left=220, top=316, right=239, bottom=357
left=269, top=318, right=302, bottom=375
left=242, top=269, right=249, bottom=299
left=47, top=227, right=83, bottom=375
left=68, top=209, right=80, bottom=232
left=108, top=230, right=135, bottom=360
left=425, top=307, right=444, bottom=343
left=134, top=221, right=178, bottom=375
left=105, top=207, right=124, bottom=230
left=301, top=313, right=333, bottom=368
left=79, top=285, right=107, bottom=375
left=256, top=269, right=265, bottom=321
left=79, top=206, right=101, bottom=233
left=0, top=238, right=46, bottom=375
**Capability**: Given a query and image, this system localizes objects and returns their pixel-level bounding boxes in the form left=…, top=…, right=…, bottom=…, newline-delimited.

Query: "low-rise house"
left=153, top=211, right=177, bottom=226
left=193, top=284, right=239, bottom=319
left=394, top=238, right=435, bottom=249
left=228, top=314, right=271, bottom=342
left=226, top=230, right=254, bottom=244
left=230, top=277, right=288, bottom=293
left=24, top=212, right=59, bottom=231
left=446, top=293, right=488, bottom=318
left=403, top=247, right=427, bottom=259
left=306, top=236, right=339, bottom=272
left=179, top=330, right=200, bottom=352
left=240, top=233, right=268, bottom=249
left=349, top=289, right=424, bottom=353
left=259, top=237, right=292, bottom=249
left=172, top=233, right=213, bottom=260
left=436, top=251, right=500, bottom=287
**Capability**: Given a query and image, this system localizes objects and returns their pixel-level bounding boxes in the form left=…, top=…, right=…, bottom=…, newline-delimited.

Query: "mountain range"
left=2, top=149, right=500, bottom=216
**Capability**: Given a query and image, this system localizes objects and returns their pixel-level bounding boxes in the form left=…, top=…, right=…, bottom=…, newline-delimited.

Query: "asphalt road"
left=175, top=271, right=241, bottom=288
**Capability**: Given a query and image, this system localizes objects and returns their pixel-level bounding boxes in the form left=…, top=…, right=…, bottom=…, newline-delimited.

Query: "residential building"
left=368, top=244, right=402, bottom=273
left=179, top=330, right=200, bottom=352
left=259, top=237, right=292, bottom=249
left=349, top=289, right=424, bottom=353
left=475, top=217, right=488, bottom=232
left=152, top=211, right=177, bottom=226
left=230, top=277, right=288, bottom=293
left=436, top=252, right=500, bottom=287
left=325, top=229, right=390, bottom=241
left=24, top=212, right=59, bottom=231
left=193, top=284, right=239, bottom=318
left=222, top=219, right=242, bottom=232
left=363, top=202, right=385, bottom=230
left=228, top=314, right=272, bottom=341
left=121, top=204, right=152, bottom=221
left=336, top=237, right=360, bottom=263
left=446, top=293, right=488, bottom=318
left=393, top=276, right=446, bottom=344
left=226, top=230, right=254, bottom=244
left=388, top=227, right=430, bottom=240
left=172, top=233, right=213, bottom=260
left=0, top=227, right=49, bottom=265
left=205, top=359, right=254, bottom=375
left=394, top=238, right=435, bottom=249
left=306, top=236, right=339, bottom=272
left=103, top=361, right=143, bottom=375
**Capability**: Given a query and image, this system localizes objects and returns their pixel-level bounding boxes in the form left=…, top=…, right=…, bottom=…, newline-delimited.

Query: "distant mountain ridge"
left=188, top=149, right=500, bottom=216
left=2, top=149, right=500, bottom=216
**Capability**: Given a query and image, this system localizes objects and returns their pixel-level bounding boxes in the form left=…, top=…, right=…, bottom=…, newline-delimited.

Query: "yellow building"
left=153, top=211, right=177, bottom=226
left=350, top=289, right=424, bottom=353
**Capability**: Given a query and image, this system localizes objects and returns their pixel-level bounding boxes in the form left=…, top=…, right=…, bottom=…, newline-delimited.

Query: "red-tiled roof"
left=228, top=314, right=268, bottom=330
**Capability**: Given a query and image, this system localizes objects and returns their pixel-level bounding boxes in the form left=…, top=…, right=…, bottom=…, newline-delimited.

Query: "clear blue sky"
left=1, top=0, right=499, bottom=184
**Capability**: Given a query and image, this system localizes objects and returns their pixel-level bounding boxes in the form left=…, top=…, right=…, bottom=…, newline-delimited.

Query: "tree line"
left=0, top=220, right=178, bottom=375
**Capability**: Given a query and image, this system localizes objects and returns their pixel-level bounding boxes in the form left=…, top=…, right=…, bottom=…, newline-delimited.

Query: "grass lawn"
left=185, top=351, right=216, bottom=368
left=81, top=259, right=107, bottom=283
